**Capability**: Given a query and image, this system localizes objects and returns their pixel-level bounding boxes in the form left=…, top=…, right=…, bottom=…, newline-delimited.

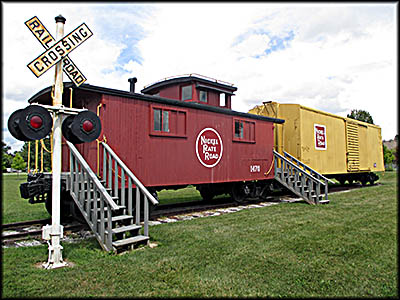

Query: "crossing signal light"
left=8, top=105, right=53, bottom=141
left=62, top=111, right=101, bottom=144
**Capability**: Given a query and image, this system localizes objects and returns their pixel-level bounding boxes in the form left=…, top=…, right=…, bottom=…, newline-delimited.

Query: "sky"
left=2, top=2, right=398, bottom=153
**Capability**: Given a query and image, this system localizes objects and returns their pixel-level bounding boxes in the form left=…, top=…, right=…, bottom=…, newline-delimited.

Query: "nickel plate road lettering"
left=25, top=16, right=87, bottom=86
left=27, top=23, right=93, bottom=78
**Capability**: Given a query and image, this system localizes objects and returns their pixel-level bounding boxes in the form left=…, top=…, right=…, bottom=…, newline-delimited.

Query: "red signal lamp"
left=82, top=120, right=94, bottom=132
left=30, top=115, right=43, bottom=129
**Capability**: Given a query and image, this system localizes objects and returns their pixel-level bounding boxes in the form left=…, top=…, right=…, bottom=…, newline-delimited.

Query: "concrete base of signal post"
left=42, top=224, right=68, bottom=269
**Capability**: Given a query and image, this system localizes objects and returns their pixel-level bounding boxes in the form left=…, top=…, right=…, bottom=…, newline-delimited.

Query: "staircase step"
left=111, top=224, right=141, bottom=234
left=90, top=198, right=122, bottom=206
left=311, top=195, right=323, bottom=202
left=91, top=205, right=125, bottom=212
left=82, top=180, right=107, bottom=186
left=112, top=235, right=149, bottom=248
left=87, top=187, right=112, bottom=194
left=99, top=214, right=133, bottom=223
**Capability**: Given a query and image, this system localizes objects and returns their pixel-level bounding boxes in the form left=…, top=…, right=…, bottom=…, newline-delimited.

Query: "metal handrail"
left=143, top=73, right=235, bottom=89
left=274, top=151, right=325, bottom=185
left=283, top=151, right=335, bottom=184
left=66, top=141, right=119, bottom=210
left=101, top=142, right=159, bottom=205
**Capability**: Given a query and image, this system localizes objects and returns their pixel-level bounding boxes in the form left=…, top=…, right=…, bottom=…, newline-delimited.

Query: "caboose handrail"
left=66, top=141, right=120, bottom=210
left=143, top=73, right=235, bottom=89
left=101, top=142, right=159, bottom=205
left=283, top=151, right=335, bottom=184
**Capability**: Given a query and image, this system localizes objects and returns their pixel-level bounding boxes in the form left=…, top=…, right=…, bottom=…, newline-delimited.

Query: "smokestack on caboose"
left=128, top=77, right=137, bottom=94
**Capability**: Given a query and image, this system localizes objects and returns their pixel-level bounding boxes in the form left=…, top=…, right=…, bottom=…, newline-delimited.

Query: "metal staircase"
left=65, top=141, right=158, bottom=252
left=273, top=150, right=334, bottom=204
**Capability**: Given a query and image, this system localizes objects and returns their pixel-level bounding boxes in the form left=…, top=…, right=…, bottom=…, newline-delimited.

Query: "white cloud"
left=2, top=3, right=397, bottom=153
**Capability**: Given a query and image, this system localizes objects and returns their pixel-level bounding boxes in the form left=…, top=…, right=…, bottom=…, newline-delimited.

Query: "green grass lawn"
left=157, top=186, right=230, bottom=205
left=2, top=171, right=398, bottom=297
left=157, top=186, right=202, bottom=205
left=2, top=174, right=50, bottom=224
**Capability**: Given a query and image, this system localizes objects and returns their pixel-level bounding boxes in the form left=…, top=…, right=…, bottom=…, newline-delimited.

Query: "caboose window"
left=154, top=109, right=162, bottom=131
left=162, top=110, right=169, bottom=132
left=220, top=93, right=226, bottom=107
left=181, top=85, right=192, bottom=100
left=233, top=119, right=255, bottom=143
left=235, top=120, right=244, bottom=138
left=199, top=90, right=207, bottom=102
left=154, top=109, right=169, bottom=132
left=151, top=105, right=187, bottom=138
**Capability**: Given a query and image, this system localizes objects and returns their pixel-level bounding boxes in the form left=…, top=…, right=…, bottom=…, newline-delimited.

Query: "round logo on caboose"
left=195, top=128, right=223, bottom=168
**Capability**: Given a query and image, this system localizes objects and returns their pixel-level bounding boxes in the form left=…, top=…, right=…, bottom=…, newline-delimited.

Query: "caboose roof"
left=28, top=82, right=284, bottom=124
left=141, top=74, right=238, bottom=95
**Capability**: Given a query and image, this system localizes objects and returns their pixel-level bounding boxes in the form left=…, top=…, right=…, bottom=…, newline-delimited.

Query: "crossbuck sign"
left=25, top=16, right=93, bottom=86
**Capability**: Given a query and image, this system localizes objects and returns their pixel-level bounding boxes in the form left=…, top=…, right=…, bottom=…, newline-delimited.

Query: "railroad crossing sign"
left=25, top=16, right=93, bottom=86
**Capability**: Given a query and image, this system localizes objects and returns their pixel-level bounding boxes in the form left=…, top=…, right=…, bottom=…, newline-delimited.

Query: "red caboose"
left=28, top=74, right=284, bottom=201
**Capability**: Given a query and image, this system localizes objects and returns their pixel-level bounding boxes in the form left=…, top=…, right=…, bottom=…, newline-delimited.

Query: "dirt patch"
left=34, top=259, right=75, bottom=269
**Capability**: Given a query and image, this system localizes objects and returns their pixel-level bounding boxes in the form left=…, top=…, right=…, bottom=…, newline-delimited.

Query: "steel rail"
left=2, top=218, right=51, bottom=230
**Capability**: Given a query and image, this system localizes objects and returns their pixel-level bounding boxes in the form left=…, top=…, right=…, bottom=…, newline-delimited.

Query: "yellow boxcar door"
left=358, top=124, right=370, bottom=171
left=345, top=120, right=360, bottom=172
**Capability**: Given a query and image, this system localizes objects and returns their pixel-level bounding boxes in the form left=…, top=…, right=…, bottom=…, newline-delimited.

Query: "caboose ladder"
left=273, top=150, right=334, bottom=204
left=65, top=141, right=158, bottom=253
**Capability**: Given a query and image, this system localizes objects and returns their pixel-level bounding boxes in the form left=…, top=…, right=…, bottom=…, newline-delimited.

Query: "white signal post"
left=42, top=15, right=67, bottom=269
left=23, top=14, right=92, bottom=268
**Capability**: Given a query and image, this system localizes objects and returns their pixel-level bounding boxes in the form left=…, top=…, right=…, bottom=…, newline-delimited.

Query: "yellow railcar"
left=249, top=102, right=384, bottom=185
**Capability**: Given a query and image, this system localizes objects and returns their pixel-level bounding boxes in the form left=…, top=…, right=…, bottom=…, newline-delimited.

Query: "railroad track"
left=151, top=182, right=375, bottom=219
left=2, top=217, right=88, bottom=243
left=151, top=196, right=279, bottom=219
left=2, top=182, right=375, bottom=248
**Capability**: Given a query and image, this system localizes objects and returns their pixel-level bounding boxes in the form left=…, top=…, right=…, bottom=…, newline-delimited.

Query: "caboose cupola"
left=141, top=74, right=237, bottom=109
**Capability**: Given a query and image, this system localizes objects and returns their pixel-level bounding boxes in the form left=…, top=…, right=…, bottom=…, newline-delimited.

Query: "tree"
left=2, top=142, right=13, bottom=171
left=383, top=145, right=394, bottom=165
left=2, top=142, right=11, bottom=154
left=347, top=109, right=374, bottom=124
left=11, top=153, right=26, bottom=173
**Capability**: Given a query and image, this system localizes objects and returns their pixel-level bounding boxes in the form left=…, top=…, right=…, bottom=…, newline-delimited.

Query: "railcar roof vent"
left=128, top=77, right=137, bottom=94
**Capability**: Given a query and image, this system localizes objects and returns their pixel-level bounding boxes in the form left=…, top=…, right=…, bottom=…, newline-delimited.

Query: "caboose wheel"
left=231, top=183, right=249, bottom=203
